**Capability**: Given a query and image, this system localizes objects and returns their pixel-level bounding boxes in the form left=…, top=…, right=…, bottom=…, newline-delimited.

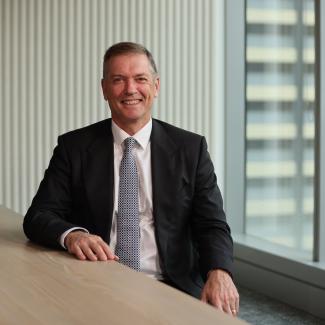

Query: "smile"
left=121, top=99, right=142, bottom=105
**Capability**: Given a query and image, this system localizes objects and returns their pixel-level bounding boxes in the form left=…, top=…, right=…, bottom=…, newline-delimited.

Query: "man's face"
left=101, top=53, right=160, bottom=131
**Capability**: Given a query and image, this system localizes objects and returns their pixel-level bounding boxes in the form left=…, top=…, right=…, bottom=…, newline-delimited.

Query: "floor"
left=237, top=286, right=325, bottom=325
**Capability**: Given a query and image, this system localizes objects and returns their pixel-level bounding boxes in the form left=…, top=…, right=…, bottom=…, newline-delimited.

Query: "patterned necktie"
left=115, top=137, right=140, bottom=271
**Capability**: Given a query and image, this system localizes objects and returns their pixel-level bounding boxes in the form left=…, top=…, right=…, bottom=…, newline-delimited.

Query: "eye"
left=136, top=77, right=148, bottom=83
left=112, top=77, right=124, bottom=83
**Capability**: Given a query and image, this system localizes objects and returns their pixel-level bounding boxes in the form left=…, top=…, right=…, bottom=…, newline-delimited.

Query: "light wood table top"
left=0, top=205, right=247, bottom=325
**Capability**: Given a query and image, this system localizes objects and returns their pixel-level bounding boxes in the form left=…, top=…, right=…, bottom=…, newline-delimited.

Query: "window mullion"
left=314, top=0, right=325, bottom=262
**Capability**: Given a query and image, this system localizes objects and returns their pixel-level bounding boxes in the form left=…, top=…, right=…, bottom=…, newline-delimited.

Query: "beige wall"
left=0, top=0, right=225, bottom=214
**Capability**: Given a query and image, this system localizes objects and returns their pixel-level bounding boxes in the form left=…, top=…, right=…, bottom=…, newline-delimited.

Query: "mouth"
left=121, top=99, right=142, bottom=105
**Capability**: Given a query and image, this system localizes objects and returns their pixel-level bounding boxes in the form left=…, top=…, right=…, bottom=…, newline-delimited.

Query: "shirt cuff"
left=59, top=227, right=89, bottom=249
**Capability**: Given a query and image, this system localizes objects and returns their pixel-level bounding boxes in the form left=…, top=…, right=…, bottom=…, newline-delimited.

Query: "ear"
left=154, top=77, right=160, bottom=97
left=101, top=79, right=107, bottom=100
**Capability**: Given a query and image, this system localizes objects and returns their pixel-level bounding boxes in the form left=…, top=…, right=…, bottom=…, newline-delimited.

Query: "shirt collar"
left=111, top=119, right=152, bottom=150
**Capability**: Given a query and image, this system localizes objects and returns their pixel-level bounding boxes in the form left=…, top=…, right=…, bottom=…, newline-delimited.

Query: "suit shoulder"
left=153, top=119, right=203, bottom=142
left=58, top=119, right=111, bottom=144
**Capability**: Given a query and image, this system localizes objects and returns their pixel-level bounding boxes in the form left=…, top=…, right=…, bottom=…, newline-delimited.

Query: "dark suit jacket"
left=23, top=118, right=233, bottom=298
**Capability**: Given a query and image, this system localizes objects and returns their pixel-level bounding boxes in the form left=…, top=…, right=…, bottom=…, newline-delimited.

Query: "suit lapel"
left=83, top=119, right=114, bottom=242
left=151, top=120, right=179, bottom=254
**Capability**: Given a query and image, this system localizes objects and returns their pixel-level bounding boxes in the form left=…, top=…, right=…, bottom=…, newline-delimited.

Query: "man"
left=23, top=42, right=239, bottom=316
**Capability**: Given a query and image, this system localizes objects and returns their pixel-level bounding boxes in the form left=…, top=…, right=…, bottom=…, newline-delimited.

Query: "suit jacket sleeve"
left=190, top=137, right=233, bottom=280
left=23, top=135, right=78, bottom=248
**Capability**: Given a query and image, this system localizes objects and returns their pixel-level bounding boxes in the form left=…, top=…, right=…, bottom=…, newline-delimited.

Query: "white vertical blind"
left=0, top=0, right=224, bottom=214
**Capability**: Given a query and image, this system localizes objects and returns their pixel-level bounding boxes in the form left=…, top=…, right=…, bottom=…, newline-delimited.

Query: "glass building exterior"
left=245, top=0, right=316, bottom=259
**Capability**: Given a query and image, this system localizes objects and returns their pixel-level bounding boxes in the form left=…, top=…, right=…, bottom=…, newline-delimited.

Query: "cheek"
left=107, top=87, right=123, bottom=100
left=141, top=86, right=156, bottom=99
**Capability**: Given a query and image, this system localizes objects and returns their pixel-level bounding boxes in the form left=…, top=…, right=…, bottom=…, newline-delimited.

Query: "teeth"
left=122, top=100, right=140, bottom=105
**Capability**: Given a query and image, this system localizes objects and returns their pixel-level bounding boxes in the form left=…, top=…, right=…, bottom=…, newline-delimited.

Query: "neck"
left=112, top=118, right=151, bottom=136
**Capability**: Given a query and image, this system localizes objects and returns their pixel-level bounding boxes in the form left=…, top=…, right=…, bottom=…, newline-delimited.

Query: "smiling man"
left=23, top=42, right=239, bottom=316
left=101, top=49, right=160, bottom=135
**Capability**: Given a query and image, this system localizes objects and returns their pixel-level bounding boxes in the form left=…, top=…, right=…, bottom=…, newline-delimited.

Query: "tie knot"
left=124, top=137, right=136, bottom=153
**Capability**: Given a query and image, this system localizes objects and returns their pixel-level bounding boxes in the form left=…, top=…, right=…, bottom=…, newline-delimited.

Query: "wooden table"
left=0, top=206, right=248, bottom=325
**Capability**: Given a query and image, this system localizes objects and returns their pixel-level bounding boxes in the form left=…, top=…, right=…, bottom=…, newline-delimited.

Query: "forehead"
left=106, top=53, right=152, bottom=76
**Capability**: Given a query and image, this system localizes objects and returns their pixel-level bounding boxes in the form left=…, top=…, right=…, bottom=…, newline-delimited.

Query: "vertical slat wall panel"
left=0, top=0, right=225, bottom=214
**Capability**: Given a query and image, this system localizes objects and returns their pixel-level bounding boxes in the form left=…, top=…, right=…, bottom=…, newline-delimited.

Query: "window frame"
left=225, top=0, right=325, bottom=319
left=315, top=0, right=325, bottom=263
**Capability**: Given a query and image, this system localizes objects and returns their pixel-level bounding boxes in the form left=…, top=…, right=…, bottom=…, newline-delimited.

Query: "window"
left=225, top=0, right=325, bottom=318
left=245, top=0, right=316, bottom=259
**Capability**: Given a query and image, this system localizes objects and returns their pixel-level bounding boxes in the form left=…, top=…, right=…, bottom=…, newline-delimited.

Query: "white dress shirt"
left=60, top=119, right=162, bottom=279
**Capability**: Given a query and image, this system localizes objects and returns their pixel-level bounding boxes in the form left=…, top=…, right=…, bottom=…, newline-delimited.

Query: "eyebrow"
left=135, top=74, right=151, bottom=78
left=110, top=73, right=150, bottom=79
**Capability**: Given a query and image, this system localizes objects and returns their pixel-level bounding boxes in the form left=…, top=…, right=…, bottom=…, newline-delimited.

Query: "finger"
left=80, top=245, right=98, bottom=261
left=207, top=295, right=223, bottom=310
left=100, top=242, right=118, bottom=260
left=236, top=295, right=240, bottom=312
left=200, top=290, right=208, bottom=303
left=90, top=243, right=108, bottom=261
left=231, top=293, right=240, bottom=316
left=222, top=301, right=233, bottom=315
left=223, top=305, right=232, bottom=315
left=215, top=303, right=223, bottom=312
left=230, top=305, right=238, bottom=317
left=71, top=245, right=87, bottom=260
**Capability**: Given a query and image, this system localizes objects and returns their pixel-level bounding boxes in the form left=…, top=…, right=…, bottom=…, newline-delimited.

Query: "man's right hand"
left=65, top=231, right=119, bottom=262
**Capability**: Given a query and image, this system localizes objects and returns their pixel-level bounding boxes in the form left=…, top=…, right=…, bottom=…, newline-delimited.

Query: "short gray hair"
left=102, top=42, right=158, bottom=78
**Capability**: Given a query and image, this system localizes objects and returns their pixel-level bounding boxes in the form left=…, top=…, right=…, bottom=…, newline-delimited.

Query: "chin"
left=123, top=110, right=147, bottom=120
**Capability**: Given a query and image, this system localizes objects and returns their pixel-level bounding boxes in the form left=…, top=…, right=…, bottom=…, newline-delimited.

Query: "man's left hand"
left=201, top=269, right=239, bottom=316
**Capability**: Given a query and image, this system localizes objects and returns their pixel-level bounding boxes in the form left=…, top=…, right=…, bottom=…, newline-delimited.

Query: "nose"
left=124, top=79, right=137, bottom=95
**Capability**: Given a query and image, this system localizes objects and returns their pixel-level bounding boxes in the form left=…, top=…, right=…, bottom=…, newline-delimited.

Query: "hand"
left=201, top=269, right=239, bottom=316
left=65, top=231, right=119, bottom=262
